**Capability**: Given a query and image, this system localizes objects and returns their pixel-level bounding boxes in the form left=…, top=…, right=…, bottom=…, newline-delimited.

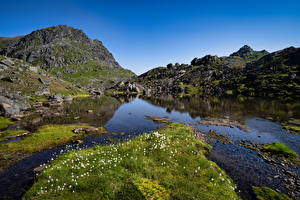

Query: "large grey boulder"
left=0, top=94, right=31, bottom=117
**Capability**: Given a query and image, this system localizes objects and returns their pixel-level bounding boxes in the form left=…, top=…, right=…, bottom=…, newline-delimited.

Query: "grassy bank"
left=25, top=123, right=240, bottom=200
left=0, top=124, right=107, bottom=153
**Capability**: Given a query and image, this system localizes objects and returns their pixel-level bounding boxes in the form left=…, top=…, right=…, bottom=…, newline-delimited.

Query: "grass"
left=25, top=123, right=240, bottom=200
left=0, top=129, right=29, bottom=142
left=283, top=125, right=300, bottom=135
left=252, top=186, right=291, bottom=200
left=0, top=117, right=13, bottom=129
left=263, top=142, right=298, bottom=159
left=0, top=124, right=107, bottom=153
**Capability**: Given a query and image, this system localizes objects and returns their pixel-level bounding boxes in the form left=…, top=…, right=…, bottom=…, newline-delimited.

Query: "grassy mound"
left=0, top=124, right=107, bottom=153
left=252, top=186, right=291, bottom=200
left=263, top=142, right=298, bottom=159
left=25, top=123, right=240, bottom=200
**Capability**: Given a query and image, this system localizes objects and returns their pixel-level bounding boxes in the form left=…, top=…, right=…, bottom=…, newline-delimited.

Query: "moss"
left=263, top=142, right=298, bottom=159
left=133, top=177, right=170, bottom=200
left=283, top=125, right=300, bottom=135
left=252, top=186, right=291, bottom=200
left=25, top=123, right=240, bottom=200
left=0, top=124, right=107, bottom=153
left=0, top=129, right=29, bottom=142
left=226, top=90, right=233, bottom=95
left=208, top=130, right=233, bottom=144
left=0, top=117, right=13, bottom=129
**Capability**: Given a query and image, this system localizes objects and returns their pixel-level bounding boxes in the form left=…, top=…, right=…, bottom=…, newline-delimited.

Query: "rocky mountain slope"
left=0, top=55, right=83, bottom=117
left=132, top=46, right=299, bottom=99
left=0, top=25, right=135, bottom=88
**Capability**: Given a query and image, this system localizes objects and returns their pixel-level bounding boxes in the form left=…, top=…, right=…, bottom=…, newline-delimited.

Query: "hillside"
left=0, top=25, right=135, bottom=88
left=133, top=46, right=300, bottom=99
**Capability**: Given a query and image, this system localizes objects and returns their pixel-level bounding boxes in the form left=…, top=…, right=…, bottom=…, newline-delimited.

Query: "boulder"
left=64, top=95, right=73, bottom=102
left=38, top=77, right=49, bottom=85
left=0, top=59, right=14, bottom=67
left=0, top=95, right=31, bottom=117
left=35, top=87, right=50, bottom=96
left=49, top=94, right=63, bottom=102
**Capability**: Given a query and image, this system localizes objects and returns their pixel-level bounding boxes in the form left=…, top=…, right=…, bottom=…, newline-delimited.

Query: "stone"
left=87, top=110, right=93, bottom=114
left=49, top=94, right=63, bottom=102
left=1, top=77, right=14, bottom=83
left=64, top=96, right=73, bottom=102
left=35, top=88, right=50, bottom=96
left=0, top=59, right=14, bottom=67
left=38, top=77, right=49, bottom=85
left=73, top=128, right=86, bottom=134
left=0, top=94, right=31, bottom=117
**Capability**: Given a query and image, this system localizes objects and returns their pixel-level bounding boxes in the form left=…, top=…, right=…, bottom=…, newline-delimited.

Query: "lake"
left=0, top=95, right=299, bottom=199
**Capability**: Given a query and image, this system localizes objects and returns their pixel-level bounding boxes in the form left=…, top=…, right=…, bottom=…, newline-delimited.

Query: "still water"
left=0, top=96, right=299, bottom=199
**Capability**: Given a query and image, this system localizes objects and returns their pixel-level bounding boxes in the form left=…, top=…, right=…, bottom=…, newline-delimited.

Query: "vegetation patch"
left=0, top=124, right=107, bottom=153
left=283, top=125, right=300, bottom=135
left=263, top=142, right=298, bottom=159
left=252, top=186, right=291, bottom=200
left=25, top=123, right=240, bottom=199
left=207, top=130, right=233, bottom=144
left=0, top=117, right=13, bottom=129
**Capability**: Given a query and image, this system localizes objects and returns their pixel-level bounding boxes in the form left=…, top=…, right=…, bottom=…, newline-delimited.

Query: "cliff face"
left=0, top=25, right=135, bottom=88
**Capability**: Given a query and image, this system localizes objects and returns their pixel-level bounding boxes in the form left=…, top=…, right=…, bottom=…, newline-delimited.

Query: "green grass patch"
left=0, top=124, right=107, bottom=153
left=283, top=125, right=300, bottom=135
left=25, top=123, right=240, bottom=200
left=0, top=129, right=29, bottom=142
left=263, top=142, right=298, bottom=159
left=252, top=186, right=291, bottom=200
left=0, top=117, right=13, bottom=129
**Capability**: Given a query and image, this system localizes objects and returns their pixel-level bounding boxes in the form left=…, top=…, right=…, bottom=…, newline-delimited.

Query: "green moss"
left=263, top=142, right=298, bottom=159
left=0, top=117, right=13, bottom=129
left=226, top=90, right=233, bottom=95
left=0, top=129, right=29, bottom=142
left=0, top=124, right=107, bottom=153
left=252, top=186, right=291, bottom=200
left=283, top=125, right=300, bottom=135
left=25, top=123, right=239, bottom=200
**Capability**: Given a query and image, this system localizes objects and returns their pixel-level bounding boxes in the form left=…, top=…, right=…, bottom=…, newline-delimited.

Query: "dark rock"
left=38, top=77, right=49, bottom=85
left=1, top=77, right=14, bottom=83
left=89, top=88, right=103, bottom=96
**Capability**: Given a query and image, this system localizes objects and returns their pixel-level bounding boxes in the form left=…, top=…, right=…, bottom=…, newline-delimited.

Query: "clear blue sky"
left=1, top=0, right=300, bottom=74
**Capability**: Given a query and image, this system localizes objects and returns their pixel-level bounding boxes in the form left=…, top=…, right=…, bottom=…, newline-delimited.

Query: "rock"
left=38, top=77, right=49, bottom=85
left=73, top=139, right=84, bottom=144
left=49, top=94, right=63, bottom=102
left=33, top=165, right=46, bottom=173
left=0, top=77, right=14, bottom=83
left=4, top=132, right=28, bottom=139
left=0, top=94, right=31, bottom=117
left=87, top=110, right=93, bottom=114
left=35, top=88, right=50, bottom=96
left=0, top=64, right=8, bottom=72
left=72, top=128, right=86, bottom=134
left=89, top=88, right=103, bottom=96
left=64, top=96, right=73, bottom=102
left=0, top=59, right=14, bottom=67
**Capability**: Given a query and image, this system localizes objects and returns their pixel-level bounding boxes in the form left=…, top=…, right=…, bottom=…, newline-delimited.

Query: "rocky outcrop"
left=134, top=46, right=300, bottom=99
left=0, top=87, right=31, bottom=117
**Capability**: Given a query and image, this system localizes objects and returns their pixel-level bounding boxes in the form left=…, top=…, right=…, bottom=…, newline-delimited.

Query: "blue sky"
left=1, top=0, right=300, bottom=74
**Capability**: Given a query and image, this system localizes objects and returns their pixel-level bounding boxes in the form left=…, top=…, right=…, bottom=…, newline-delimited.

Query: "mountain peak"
left=230, top=45, right=254, bottom=58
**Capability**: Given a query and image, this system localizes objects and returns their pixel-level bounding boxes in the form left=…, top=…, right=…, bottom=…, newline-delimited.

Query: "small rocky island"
left=0, top=25, right=299, bottom=200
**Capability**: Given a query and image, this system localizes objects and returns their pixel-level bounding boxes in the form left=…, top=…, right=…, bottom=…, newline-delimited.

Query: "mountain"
left=130, top=46, right=299, bottom=99
left=0, top=25, right=135, bottom=88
